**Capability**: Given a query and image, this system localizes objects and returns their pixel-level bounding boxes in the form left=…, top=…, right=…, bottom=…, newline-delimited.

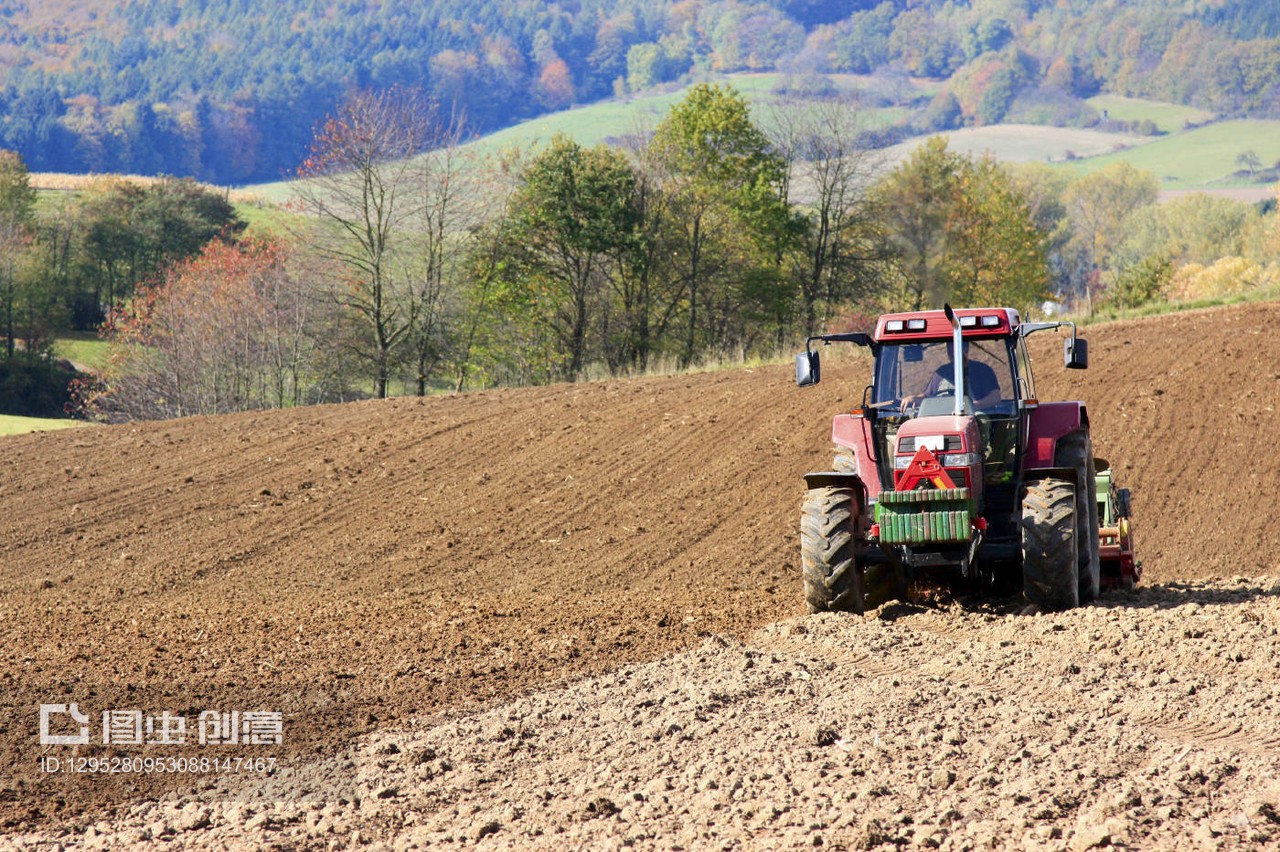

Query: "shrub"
left=0, top=353, right=78, bottom=417
left=1166, top=256, right=1279, bottom=302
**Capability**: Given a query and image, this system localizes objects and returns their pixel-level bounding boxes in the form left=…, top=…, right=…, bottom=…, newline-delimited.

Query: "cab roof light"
left=907, top=318, right=927, bottom=331
left=981, top=314, right=1002, bottom=328
left=885, top=319, right=905, bottom=332
left=959, top=316, right=978, bottom=328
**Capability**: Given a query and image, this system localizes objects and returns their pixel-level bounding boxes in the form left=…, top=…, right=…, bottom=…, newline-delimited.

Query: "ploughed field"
left=2, top=303, right=1279, bottom=848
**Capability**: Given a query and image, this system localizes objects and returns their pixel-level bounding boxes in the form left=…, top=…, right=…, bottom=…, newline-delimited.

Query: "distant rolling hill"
left=243, top=76, right=1280, bottom=206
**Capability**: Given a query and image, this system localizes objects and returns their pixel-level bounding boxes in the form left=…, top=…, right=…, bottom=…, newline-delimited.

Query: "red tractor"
left=796, top=305, right=1138, bottom=614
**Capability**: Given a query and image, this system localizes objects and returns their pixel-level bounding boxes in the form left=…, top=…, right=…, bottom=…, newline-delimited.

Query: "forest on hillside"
left=2, top=0, right=1279, bottom=183
left=5, top=82, right=1279, bottom=422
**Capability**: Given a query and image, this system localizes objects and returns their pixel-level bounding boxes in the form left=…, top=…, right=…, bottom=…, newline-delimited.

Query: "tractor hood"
left=892, top=415, right=985, bottom=502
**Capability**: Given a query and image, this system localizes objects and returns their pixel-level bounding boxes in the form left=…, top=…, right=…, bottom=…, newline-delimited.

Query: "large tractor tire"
left=1055, top=431, right=1101, bottom=603
left=801, top=485, right=901, bottom=614
left=802, top=486, right=864, bottom=613
left=1021, top=477, right=1079, bottom=612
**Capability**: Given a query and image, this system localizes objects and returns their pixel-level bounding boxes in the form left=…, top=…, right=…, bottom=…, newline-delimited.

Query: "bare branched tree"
left=404, top=108, right=471, bottom=396
left=766, top=93, right=885, bottom=335
left=295, top=87, right=435, bottom=398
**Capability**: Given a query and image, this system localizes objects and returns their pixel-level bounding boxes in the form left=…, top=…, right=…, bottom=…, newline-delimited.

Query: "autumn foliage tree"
left=873, top=138, right=1050, bottom=313
left=535, top=59, right=575, bottom=110
left=87, top=237, right=311, bottom=421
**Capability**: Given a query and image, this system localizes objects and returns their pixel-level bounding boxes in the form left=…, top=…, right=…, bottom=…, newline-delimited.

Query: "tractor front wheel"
left=801, top=486, right=866, bottom=614
left=1021, top=477, right=1079, bottom=612
left=801, top=485, right=902, bottom=614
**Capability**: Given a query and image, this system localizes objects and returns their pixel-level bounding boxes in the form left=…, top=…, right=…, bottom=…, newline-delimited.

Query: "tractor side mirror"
left=1115, top=487, right=1131, bottom=518
left=796, top=349, right=821, bottom=387
left=1065, top=336, right=1088, bottom=369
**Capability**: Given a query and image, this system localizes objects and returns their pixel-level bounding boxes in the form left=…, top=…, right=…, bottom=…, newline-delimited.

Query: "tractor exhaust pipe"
left=943, top=304, right=964, bottom=417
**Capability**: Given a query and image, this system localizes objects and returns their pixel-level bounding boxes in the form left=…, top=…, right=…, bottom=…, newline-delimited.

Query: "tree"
left=74, top=177, right=243, bottom=323
left=534, top=59, right=575, bottom=110
left=942, top=156, right=1051, bottom=311
left=0, top=150, right=36, bottom=359
left=1237, top=149, right=1262, bottom=177
left=626, top=43, right=663, bottom=91
left=88, top=237, right=311, bottom=420
left=649, top=83, right=790, bottom=366
left=1007, top=162, right=1074, bottom=298
left=448, top=146, right=529, bottom=392
left=873, top=138, right=960, bottom=309
left=1061, top=163, right=1160, bottom=314
left=767, top=94, right=886, bottom=336
left=1116, top=192, right=1260, bottom=271
left=1109, top=254, right=1171, bottom=310
left=405, top=111, right=469, bottom=396
left=975, top=67, right=1019, bottom=125
left=295, top=86, right=435, bottom=398
left=873, top=138, right=1051, bottom=311
left=428, top=50, right=481, bottom=112
left=505, top=134, right=641, bottom=379
left=887, top=7, right=962, bottom=77
left=603, top=134, right=679, bottom=373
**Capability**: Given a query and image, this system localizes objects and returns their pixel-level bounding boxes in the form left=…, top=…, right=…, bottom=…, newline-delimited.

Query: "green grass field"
left=1058, top=119, right=1280, bottom=188
left=53, top=332, right=112, bottom=370
left=0, top=414, right=85, bottom=436
left=1085, top=95, right=1215, bottom=134
left=234, top=198, right=306, bottom=235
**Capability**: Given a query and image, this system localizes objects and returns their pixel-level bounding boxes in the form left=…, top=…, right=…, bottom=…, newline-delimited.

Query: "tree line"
left=2, top=0, right=1279, bottom=182
left=4, top=82, right=1279, bottom=421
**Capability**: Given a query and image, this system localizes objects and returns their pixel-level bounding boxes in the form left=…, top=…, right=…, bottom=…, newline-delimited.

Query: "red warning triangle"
left=896, top=446, right=957, bottom=490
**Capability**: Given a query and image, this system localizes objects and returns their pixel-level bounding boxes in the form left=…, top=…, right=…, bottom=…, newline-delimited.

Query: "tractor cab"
left=865, top=309, right=1031, bottom=553
left=869, top=331, right=1022, bottom=487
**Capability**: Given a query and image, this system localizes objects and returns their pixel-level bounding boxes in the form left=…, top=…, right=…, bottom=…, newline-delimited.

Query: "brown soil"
left=2, top=301, right=1280, bottom=848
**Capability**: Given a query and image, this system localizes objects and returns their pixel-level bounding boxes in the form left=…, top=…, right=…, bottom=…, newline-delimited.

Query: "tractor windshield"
left=869, top=337, right=1020, bottom=489
left=872, top=338, right=1017, bottom=416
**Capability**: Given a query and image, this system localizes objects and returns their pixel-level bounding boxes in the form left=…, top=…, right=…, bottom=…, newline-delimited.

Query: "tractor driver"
left=902, top=359, right=1002, bottom=412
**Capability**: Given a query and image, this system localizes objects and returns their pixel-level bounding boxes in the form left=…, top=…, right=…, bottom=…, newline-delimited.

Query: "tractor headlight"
left=941, top=452, right=981, bottom=467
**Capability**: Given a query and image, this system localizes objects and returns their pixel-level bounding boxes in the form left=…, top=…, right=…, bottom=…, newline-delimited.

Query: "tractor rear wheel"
left=1055, top=431, right=1100, bottom=603
left=1021, top=477, right=1079, bottom=612
left=801, top=486, right=866, bottom=614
